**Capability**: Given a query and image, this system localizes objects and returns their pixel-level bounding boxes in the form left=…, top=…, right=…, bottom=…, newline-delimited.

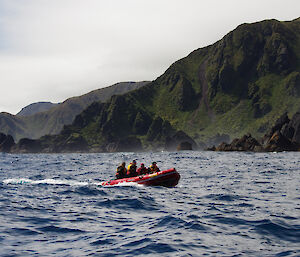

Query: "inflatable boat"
left=101, top=168, right=180, bottom=187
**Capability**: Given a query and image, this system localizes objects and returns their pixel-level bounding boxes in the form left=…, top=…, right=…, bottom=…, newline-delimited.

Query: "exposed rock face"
left=263, top=131, right=295, bottom=152
left=287, top=112, right=300, bottom=143
left=176, top=142, right=192, bottom=151
left=2, top=19, right=300, bottom=153
left=210, top=112, right=300, bottom=152
left=165, top=130, right=197, bottom=151
left=105, top=136, right=143, bottom=152
left=61, top=134, right=89, bottom=152
left=214, top=134, right=262, bottom=152
left=0, top=133, right=15, bottom=152
left=207, top=133, right=230, bottom=147
left=146, top=117, right=171, bottom=141
left=12, top=138, right=42, bottom=153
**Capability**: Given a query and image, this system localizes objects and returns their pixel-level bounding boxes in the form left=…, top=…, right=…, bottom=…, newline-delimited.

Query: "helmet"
left=141, top=163, right=144, bottom=166
left=152, top=162, right=156, bottom=165
left=133, top=160, right=136, bottom=164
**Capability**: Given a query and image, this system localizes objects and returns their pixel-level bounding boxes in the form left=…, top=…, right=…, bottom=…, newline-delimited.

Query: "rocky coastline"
left=208, top=112, right=300, bottom=152
left=0, top=130, right=197, bottom=154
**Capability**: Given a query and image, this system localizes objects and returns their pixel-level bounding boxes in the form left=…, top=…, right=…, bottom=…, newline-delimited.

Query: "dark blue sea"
left=1, top=151, right=300, bottom=257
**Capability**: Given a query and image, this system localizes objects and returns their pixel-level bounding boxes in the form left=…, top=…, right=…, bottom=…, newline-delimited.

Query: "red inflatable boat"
left=101, top=168, right=180, bottom=187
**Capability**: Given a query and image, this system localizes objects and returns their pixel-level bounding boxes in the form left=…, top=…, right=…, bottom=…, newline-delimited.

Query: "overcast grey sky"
left=0, top=0, right=299, bottom=114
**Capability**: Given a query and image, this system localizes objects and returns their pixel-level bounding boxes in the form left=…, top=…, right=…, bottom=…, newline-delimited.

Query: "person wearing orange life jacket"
left=116, top=162, right=127, bottom=179
left=127, top=160, right=137, bottom=177
left=149, top=162, right=160, bottom=174
left=137, top=163, right=148, bottom=175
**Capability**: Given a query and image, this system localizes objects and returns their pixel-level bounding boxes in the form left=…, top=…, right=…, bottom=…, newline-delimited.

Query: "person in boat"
left=149, top=162, right=160, bottom=173
left=137, top=163, right=148, bottom=176
left=116, top=162, right=127, bottom=179
left=127, top=160, right=138, bottom=177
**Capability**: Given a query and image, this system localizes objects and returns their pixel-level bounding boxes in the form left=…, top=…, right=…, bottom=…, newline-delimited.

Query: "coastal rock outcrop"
left=0, top=133, right=15, bottom=152
left=176, top=141, right=193, bottom=151
left=215, top=134, right=262, bottom=152
left=165, top=130, right=197, bottom=151
left=12, top=138, right=42, bottom=153
left=210, top=112, right=300, bottom=152
left=105, top=136, right=143, bottom=152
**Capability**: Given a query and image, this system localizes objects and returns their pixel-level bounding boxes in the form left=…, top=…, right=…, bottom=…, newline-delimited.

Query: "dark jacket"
left=127, top=163, right=137, bottom=177
left=137, top=167, right=148, bottom=175
left=116, top=165, right=127, bottom=179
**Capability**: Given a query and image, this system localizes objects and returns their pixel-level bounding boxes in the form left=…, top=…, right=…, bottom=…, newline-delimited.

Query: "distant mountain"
left=0, top=81, right=149, bottom=141
left=2, top=17, right=300, bottom=153
left=17, top=102, right=58, bottom=116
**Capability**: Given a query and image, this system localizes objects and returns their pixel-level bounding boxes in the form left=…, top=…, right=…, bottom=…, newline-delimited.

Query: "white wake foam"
left=3, top=178, right=143, bottom=187
left=3, top=178, right=89, bottom=186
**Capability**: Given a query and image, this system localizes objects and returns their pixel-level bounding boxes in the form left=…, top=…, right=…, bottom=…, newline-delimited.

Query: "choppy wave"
left=0, top=151, right=300, bottom=256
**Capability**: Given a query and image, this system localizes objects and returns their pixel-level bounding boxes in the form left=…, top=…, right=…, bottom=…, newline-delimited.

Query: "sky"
left=0, top=0, right=299, bottom=114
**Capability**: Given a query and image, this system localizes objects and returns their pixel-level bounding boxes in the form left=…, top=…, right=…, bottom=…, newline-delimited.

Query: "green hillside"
left=144, top=18, right=300, bottom=141
left=7, top=17, right=300, bottom=153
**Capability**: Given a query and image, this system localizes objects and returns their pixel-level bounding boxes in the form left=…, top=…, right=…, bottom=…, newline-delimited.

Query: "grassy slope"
left=0, top=81, right=149, bottom=141
left=120, top=18, right=300, bottom=145
left=18, top=18, right=300, bottom=151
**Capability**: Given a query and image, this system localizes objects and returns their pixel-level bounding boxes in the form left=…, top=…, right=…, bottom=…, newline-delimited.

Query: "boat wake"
left=3, top=178, right=142, bottom=188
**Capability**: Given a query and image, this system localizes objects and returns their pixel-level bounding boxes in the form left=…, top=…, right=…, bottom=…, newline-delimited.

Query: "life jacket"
left=127, top=163, right=137, bottom=177
left=116, top=165, right=126, bottom=179
left=150, top=164, right=160, bottom=173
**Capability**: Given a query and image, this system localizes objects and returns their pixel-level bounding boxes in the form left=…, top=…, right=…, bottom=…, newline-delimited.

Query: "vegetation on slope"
left=63, top=17, right=300, bottom=150
left=0, top=81, right=149, bottom=141
left=2, top=17, right=300, bottom=152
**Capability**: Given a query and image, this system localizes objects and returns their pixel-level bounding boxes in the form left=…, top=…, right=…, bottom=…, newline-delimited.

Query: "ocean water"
left=0, top=151, right=300, bottom=257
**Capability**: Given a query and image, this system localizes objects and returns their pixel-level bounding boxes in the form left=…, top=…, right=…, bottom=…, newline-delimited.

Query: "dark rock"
left=0, top=133, right=16, bottom=152
left=146, top=117, right=163, bottom=141
left=280, top=123, right=295, bottom=141
left=264, top=131, right=295, bottom=151
left=213, top=112, right=300, bottom=152
left=270, top=112, right=290, bottom=134
left=261, top=112, right=300, bottom=150
left=105, top=136, right=143, bottom=152
left=146, top=117, right=173, bottom=142
left=0, top=133, right=6, bottom=143
left=214, top=133, right=261, bottom=151
left=62, top=134, right=89, bottom=152
left=173, top=77, right=198, bottom=111
left=219, top=63, right=235, bottom=92
left=207, top=145, right=216, bottom=151
left=258, top=33, right=293, bottom=75
left=207, top=133, right=230, bottom=147
left=133, top=111, right=152, bottom=135
left=177, top=142, right=192, bottom=151
left=165, top=130, right=197, bottom=151
left=288, top=112, right=300, bottom=144
left=13, top=138, right=41, bottom=153
left=215, top=142, right=231, bottom=151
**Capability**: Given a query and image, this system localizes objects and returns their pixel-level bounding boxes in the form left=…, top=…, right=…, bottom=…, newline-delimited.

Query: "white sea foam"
left=109, top=181, right=144, bottom=187
left=3, top=178, right=89, bottom=186
left=2, top=178, right=144, bottom=188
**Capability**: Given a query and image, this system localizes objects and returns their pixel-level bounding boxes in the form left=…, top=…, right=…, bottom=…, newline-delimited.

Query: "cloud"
left=0, top=0, right=299, bottom=113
